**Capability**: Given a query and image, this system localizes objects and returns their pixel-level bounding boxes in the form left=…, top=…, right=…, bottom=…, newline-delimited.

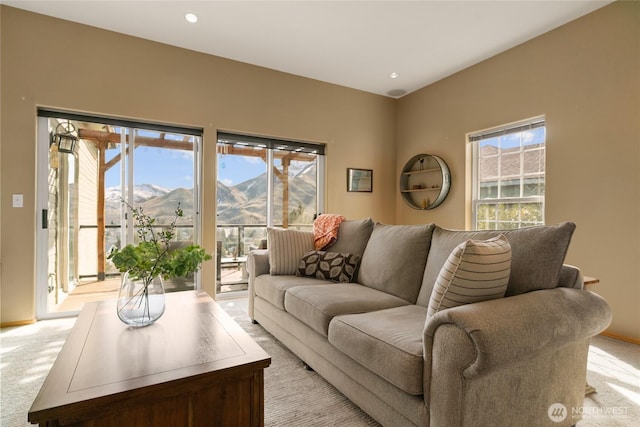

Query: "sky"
left=99, top=128, right=300, bottom=190
left=105, top=145, right=195, bottom=189
left=479, top=127, right=545, bottom=149
left=217, top=154, right=265, bottom=187
left=104, top=148, right=266, bottom=189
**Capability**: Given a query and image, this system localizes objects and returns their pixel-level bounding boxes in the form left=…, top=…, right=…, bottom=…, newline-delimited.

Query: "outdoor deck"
left=54, top=268, right=247, bottom=313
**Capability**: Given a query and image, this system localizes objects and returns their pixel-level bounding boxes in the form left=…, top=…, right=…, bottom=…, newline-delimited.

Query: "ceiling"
left=3, top=0, right=613, bottom=98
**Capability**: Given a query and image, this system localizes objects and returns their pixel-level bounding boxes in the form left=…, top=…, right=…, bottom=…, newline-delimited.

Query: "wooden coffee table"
left=28, top=290, right=270, bottom=426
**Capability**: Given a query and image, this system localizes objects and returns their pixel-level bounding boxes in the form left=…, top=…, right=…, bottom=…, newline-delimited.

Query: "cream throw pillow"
left=267, top=228, right=314, bottom=275
left=427, top=235, right=512, bottom=318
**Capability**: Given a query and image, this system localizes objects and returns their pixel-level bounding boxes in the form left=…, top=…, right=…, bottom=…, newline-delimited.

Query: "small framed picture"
left=347, top=168, right=373, bottom=192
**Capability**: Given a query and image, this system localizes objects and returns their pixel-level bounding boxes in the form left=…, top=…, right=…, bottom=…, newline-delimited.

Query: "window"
left=215, top=132, right=325, bottom=293
left=470, top=117, right=545, bottom=230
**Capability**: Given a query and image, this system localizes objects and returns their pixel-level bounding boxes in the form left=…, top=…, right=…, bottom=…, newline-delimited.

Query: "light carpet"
left=1, top=300, right=638, bottom=426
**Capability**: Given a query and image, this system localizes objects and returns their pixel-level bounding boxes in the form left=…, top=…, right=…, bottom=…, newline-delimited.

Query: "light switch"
left=12, top=194, right=24, bottom=208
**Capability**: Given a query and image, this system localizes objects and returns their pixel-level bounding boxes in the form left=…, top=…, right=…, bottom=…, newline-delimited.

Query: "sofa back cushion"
left=267, top=228, right=314, bottom=275
left=358, top=223, right=434, bottom=303
left=416, top=222, right=575, bottom=306
left=326, top=218, right=375, bottom=256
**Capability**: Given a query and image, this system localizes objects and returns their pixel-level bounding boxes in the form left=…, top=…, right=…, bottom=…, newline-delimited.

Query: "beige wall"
left=0, top=6, right=396, bottom=324
left=397, top=1, right=639, bottom=340
left=1, top=2, right=638, bottom=341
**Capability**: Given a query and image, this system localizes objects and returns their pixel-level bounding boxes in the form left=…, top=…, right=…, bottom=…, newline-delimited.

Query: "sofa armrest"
left=247, top=249, right=269, bottom=320
left=559, top=264, right=584, bottom=289
left=424, top=287, right=611, bottom=377
left=423, top=287, right=611, bottom=426
left=247, top=249, right=270, bottom=277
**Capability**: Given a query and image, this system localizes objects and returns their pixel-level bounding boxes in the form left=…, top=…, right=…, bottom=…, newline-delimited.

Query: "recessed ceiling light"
left=389, top=72, right=399, bottom=79
left=185, top=13, right=198, bottom=23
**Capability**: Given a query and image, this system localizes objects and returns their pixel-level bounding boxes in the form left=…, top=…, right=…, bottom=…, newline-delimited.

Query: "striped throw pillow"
left=267, top=228, right=314, bottom=275
left=427, top=235, right=512, bottom=318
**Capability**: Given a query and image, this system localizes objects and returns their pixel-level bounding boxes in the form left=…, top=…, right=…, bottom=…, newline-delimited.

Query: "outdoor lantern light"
left=52, top=120, right=78, bottom=154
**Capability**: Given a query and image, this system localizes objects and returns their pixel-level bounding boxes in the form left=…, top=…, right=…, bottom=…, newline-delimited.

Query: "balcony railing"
left=79, top=223, right=312, bottom=293
left=216, top=223, right=312, bottom=259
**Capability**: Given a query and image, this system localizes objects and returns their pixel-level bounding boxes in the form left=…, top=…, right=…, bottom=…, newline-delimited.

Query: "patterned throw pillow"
left=296, top=251, right=362, bottom=283
left=427, top=235, right=512, bottom=318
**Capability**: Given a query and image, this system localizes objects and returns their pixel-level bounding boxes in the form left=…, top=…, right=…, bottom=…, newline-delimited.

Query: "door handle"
left=42, top=209, right=48, bottom=229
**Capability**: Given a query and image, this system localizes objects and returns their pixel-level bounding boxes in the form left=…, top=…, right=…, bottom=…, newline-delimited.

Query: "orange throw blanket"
left=313, top=214, right=346, bottom=250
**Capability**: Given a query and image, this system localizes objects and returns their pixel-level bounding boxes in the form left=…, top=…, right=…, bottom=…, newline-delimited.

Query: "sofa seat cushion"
left=254, top=274, right=335, bottom=310
left=328, top=305, right=428, bottom=395
left=284, top=283, right=410, bottom=337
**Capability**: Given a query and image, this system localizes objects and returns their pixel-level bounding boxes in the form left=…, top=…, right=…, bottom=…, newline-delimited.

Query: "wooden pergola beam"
left=216, top=144, right=315, bottom=162
left=78, top=129, right=193, bottom=151
left=79, top=129, right=316, bottom=162
left=96, top=141, right=107, bottom=281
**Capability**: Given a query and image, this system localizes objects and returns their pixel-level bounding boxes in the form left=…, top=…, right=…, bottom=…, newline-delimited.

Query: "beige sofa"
left=247, top=219, right=612, bottom=427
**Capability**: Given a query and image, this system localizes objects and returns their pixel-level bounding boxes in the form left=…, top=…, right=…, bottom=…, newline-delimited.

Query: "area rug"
left=223, top=304, right=380, bottom=427
left=2, top=302, right=637, bottom=427
left=0, top=310, right=379, bottom=427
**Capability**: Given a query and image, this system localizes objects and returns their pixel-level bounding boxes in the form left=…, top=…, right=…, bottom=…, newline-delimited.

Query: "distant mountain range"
left=105, top=162, right=317, bottom=226
left=105, top=184, right=192, bottom=225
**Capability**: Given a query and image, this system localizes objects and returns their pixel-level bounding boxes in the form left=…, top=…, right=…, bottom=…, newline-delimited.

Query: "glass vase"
left=117, top=272, right=165, bottom=327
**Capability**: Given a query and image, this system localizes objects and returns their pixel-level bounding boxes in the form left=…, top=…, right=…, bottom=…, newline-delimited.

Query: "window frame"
left=35, top=110, right=204, bottom=319
left=216, top=132, right=326, bottom=228
left=470, top=117, right=546, bottom=230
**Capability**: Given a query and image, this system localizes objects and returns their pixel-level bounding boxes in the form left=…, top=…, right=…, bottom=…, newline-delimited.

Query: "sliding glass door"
left=215, top=132, right=325, bottom=295
left=36, top=111, right=203, bottom=319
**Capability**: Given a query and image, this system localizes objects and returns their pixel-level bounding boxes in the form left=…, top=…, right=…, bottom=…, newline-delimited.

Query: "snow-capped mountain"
left=105, top=164, right=317, bottom=227
left=105, top=184, right=171, bottom=204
